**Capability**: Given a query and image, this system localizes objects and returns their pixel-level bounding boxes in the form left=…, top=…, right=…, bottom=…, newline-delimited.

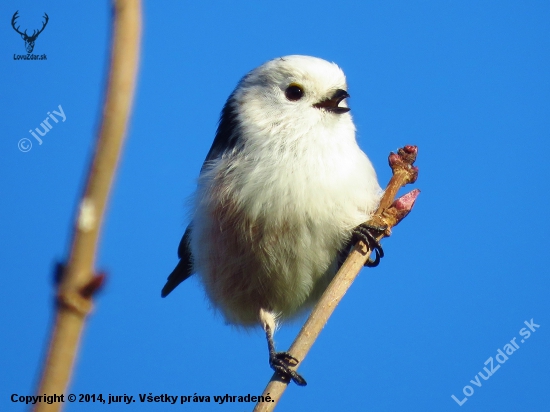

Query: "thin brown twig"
left=33, top=2, right=141, bottom=411
left=253, top=146, right=420, bottom=412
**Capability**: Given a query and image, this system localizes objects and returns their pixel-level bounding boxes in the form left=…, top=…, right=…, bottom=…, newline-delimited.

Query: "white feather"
left=190, top=55, right=382, bottom=327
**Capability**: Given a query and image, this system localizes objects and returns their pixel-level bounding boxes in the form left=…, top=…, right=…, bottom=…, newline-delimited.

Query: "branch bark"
left=254, top=146, right=420, bottom=412
left=33, top=2, right=141, bottom=411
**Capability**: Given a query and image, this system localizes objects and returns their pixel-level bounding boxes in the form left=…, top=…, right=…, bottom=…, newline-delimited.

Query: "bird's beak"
left=313, top=89, right=350, bottom=114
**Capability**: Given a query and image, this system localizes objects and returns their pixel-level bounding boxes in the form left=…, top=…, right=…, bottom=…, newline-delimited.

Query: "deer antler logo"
left=11, top=11, right=49, bottom=53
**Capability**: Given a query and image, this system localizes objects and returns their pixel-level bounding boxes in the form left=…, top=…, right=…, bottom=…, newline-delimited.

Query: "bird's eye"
left=285, top=83, right=304, bottom=101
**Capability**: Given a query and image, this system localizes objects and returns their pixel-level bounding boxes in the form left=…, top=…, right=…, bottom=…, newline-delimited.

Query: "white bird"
left=162, top=55, right=383, bottom=385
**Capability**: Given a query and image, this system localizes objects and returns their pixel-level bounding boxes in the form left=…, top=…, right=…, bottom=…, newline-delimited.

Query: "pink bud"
left=403, top=145, right=418, bottom=155
left=393, top=189, right=420, bottom=211
left=389, top=153, right=401, bottom=165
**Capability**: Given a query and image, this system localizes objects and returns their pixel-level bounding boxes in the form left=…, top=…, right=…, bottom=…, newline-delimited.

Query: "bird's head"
left=229, top=55, right=354, bottom=146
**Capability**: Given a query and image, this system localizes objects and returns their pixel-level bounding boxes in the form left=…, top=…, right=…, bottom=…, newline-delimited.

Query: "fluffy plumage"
left=162, top=55, right=382, bottom=384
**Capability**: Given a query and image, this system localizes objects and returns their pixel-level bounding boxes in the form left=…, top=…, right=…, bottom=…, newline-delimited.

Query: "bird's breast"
left=191, top=125, right=381, bottom=325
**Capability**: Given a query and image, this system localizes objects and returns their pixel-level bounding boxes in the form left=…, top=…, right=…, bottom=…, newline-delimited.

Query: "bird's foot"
left=269, top=351, right=307, bottom=386
left=351, top=223, right=386, bottom=267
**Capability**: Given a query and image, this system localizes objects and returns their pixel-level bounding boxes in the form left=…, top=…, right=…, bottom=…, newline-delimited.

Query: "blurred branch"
left=254, top=146, right=420, bottom=412
left=34, top=1, right=141, bottom=411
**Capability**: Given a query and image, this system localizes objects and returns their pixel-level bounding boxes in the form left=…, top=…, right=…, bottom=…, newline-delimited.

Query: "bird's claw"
left=352, top=223, right=386, bottom=267
left=274, top=351, right=299, bottom=366
left=269, top=351, right=307, bottom=386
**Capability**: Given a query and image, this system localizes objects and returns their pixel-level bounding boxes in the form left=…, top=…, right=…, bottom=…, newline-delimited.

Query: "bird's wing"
left=161, top=226, right=193, bottom=297
left=200, top=92, right=240, bottom=171
left=162, top=94, right=240, bottom=298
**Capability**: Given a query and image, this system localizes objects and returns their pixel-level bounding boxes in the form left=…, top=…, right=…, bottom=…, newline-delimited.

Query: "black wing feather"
left=161, top=226, right=193, bottom=297
left=161, top=92, right=239, bottom=297
left=201, top=92, right=240, bottom=171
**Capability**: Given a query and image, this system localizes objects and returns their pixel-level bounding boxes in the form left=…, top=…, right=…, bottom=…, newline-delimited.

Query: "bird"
left=162, top=55, right=383, bottom=386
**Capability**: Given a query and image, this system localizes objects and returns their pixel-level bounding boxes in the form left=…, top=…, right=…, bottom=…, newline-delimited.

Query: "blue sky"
left=1, top=1, right=549, bottom=411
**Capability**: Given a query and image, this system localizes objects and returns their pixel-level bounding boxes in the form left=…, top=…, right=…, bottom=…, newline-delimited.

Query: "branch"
left=33, top=2, right=141, bottom=411
left=254, top=145, right=420, bottom=412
